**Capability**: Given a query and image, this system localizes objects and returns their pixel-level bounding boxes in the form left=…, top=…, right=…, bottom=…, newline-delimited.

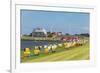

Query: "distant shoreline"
left=21, top=36, right=61, bottom=41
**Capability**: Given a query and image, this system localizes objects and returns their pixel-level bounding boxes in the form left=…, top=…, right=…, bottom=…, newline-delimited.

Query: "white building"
left=32, top=27, right=47, bottom=37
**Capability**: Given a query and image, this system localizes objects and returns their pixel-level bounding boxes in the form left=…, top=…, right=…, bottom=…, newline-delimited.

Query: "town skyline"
left=21, top=10, right=90, bottom=35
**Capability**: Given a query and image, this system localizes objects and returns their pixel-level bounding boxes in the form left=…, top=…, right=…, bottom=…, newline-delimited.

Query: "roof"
left=33, top=27, right=47, bottom=34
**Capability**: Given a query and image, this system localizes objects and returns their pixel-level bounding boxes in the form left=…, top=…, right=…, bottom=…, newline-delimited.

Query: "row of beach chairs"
left=23, top=40, right=87, bottom=59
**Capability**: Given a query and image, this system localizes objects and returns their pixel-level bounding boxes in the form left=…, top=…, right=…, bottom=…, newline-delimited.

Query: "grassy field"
left=21, top=41, right=89, bottom=63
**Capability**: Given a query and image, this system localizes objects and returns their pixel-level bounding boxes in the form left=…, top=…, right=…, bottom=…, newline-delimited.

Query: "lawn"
left=21, top=41, right=89, bottom=63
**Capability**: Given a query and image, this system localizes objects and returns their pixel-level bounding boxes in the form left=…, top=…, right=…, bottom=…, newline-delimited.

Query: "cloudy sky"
left=21, top=10, right=90, bottom=35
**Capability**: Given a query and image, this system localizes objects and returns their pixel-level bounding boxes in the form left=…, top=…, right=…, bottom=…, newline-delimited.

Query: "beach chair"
left=34, top=48, right=40, bottom=56
left=23, top=48, right=31, bottom=59
left=44, top=48, right=49, bottom=54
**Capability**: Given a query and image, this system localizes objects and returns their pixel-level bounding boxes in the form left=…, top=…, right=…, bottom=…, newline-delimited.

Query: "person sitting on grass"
left=33, top=46, right=40, bottom=56
left=23, top=48, right=31, bottom=59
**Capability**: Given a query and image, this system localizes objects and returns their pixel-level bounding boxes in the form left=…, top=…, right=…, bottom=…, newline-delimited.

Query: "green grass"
left=21, top=41, right=89, bottom=63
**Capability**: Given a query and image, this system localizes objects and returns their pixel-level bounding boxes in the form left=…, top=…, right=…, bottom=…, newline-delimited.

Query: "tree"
left=29, top=33, right=32, bottom=36
left=80, top=33, right=89, bottom=37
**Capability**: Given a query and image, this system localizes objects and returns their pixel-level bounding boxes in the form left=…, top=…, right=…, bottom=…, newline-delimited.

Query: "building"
left=32, top=27, right=47, bottom=37
left=51, top=32, right=63, bottom=37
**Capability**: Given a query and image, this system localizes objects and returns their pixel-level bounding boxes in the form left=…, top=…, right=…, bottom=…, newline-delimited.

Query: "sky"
left=20, top=10, right=90, bottom=35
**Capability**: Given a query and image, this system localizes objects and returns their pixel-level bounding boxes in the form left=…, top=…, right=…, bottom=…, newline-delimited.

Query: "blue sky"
left=21, top=10, right=90, bottom=35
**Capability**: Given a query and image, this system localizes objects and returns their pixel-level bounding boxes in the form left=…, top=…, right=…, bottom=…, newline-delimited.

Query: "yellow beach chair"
left=44, top=48, right=49, bottom=54
left=24, top=48, right=31, bottom=58
left=34, top=49, right=40, bottom=56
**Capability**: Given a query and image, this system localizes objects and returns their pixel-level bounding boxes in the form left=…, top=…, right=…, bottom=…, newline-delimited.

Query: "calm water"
left=21, top=40, right=64, bottom=49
